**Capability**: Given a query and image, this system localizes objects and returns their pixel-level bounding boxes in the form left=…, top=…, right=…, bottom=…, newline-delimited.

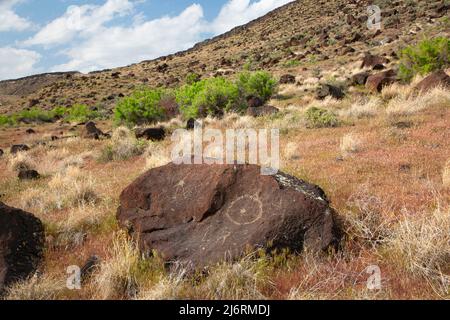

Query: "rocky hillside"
left=0, top=0, right=448, bottom=114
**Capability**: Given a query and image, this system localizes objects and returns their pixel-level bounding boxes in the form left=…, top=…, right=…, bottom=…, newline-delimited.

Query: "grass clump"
left=99, top=127, right=146, bottom=162
left=305, top=107, right=339, bottom=128
left=399, top=37, right=450, bottom=82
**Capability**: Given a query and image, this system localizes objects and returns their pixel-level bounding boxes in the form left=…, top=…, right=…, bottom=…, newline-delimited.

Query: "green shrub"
left=66, top=104, right=99, bottom=122
left=16, top=107, right=56, bottom=123
left=399, top=37, right=450, bottom=82
left=0, top=115, right=16, bottom=126
left=185, top=72, right=201, bottom=85
left=305, top=107, right=339, bottom=128
left=176, top=77, right=242, bottom=118
left=236, top=71, right=277, bottom=102
left=114, top=89, right=168, bottom=125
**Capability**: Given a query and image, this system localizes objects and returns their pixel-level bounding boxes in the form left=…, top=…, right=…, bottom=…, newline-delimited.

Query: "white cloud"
left=21, top=0, right=292, bottom=74
left=211, top=0, right=294, bottom=35
left=23, top=0, right=135, bottom=46
left=0, top=0, right=32, bottom=32
left=52, top=4, right=205, bottom=72
left=0, top=47, right=41, bottom=80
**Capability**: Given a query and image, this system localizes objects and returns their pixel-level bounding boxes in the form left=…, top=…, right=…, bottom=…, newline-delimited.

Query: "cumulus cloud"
left=0, top=0, right=32, bottom=32
left=23, top=0, right=135, bottom=46
left=20, top=0, right=292, bottom=74
left=211, top=0, right=294, bottom=35
left=0, top=47, right=41, bottom=80
left=52, top=4, right=205, bottom=72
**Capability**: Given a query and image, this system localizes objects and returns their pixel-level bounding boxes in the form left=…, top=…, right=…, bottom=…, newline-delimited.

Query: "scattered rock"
left=80, top=255, right=101, bottom=282
left=279, top=74, right=296, bottom=84
left=117, top=162, right=340, bottom=269
left=247, top=105, right=279, bottom=117
left=361, top=54, right=389, bottom=69
left=18, top=170, right=40, bottom=180
left=0, top=202, right=44, bottom=294
left=28, top=99, right=39, bottom=108
left=246, top=96, right=264, bottom=108
left=316, top=84, right=345, bottom=100
left=0, top=149, right=3, bottom=157
left=135, top=127, right=166, bottom=141
left=365, top=69, right=397, bottom=92
left=10, top=144, right=30, bottom=154
left=186, top=118, right=197, bottom=130
left=415, top=70, right=450, bottom=93
left=81, top=121, right=106, bottom=140
left=26, top=128, right=36, bottom=134
left=351, top=72, right=370, bottom=85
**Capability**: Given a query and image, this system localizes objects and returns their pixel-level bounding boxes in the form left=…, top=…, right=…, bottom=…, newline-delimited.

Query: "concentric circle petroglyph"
left=225, top=195, right=263, bottom=225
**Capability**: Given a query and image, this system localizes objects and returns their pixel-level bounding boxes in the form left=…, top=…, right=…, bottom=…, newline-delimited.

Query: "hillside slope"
left=0, top=0, right=448, bottom=114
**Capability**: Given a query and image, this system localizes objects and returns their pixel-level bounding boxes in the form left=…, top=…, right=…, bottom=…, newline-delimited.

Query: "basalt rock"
left=0, top=202, right=44, bottom=295
left=117, top=162, right=340, bottom=269
left=246, top=105, right=279, bottom=117
left=135, top=127, right=166, bottom=141
left=415, top=70, right=450, bottom=93
left=10, top=144, right=30, bottom=154
left=365, top=69, right=397, bottom=92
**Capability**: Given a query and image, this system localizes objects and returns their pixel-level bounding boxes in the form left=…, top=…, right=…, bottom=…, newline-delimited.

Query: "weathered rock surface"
left=0, top=202, right=44, bottom=294
left=415, top=70, right=450, bottom=93
left=365, top=69, right=397, bottom=92
left=117, top=162, right=340, bottom=269
left=361, top=54, right=389, bottom=69
left=279, top=74, right=296, bottom=84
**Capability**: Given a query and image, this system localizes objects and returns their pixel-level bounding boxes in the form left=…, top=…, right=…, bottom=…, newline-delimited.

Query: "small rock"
left=361, top=54, right=389, bottom=69
left=81, top=121, right=106, bottom=140
left=26, top=128, right=36, bottom=134
left=135, top=127, right=166, bottom=141
left=10, top=144, right=30, bottom=154
left=186, top=118, right=197, bottom=130
left=80, top=255, right=101, bottom=282
left=279, top=74, right=296, bottom=84
left=18, top=170, right=40, bottom=180
left=247, top=96, right=264, bottom=108
left=351, top=72, right=370, bottom=85
left=0, top=149, right=3, bottom=157
left=316, top=84, right=345, bottom=100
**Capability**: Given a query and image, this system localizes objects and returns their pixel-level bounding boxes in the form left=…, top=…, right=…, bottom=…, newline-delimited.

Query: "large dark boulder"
left=18, top=170, right=40, bottom=180
left=0, top=202, right=44, bottom=294
left=365, top=69, right=397, bottom=92
left=415, top=70, right=450, bottom=93
left=117, top=162, right=340, bottom=269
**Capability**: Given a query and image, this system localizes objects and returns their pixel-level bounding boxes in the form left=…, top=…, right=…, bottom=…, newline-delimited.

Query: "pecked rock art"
left=117, top=162, right=340, bottom=269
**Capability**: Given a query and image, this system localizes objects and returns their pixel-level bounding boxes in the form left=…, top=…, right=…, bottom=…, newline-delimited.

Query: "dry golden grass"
left=386, top=86, right=450, bottom=116
left=8, top=152, right=36, bottom=172
left=4, top=274, right=66, bottom=300
left=443, top=161, right=450, bottom=188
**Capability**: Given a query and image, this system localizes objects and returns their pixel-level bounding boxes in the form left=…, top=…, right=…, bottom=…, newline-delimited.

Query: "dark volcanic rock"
left=351, top=72, right=370, bottom=85
left=415, top=70, right=450, bottom=93
left=246, top=105, right=279, bottom=117
left=18, top=170, right=40, bottom=180
left=247, top=96, right=264, bottom=109
left=26, top=128, right=36, bottom=134
left=81, top=121, right=106, bottom=140
left=10, top=144, right=30, bottom=154
left=365, top=69, right=397, bottom=92
left=117, top=162, right=340, bottom=269
left=316, top=84, right=345, bottom=100
left=0, top=149, right=3, bottom=157
left=361, top=54, right=389, bottom=69
left=0, top=202, right=44, bottom=294
left=279, top=74, right=296, bottom=84
left=186, top=118, right=197, bottom=130
left=135, top=127, right=166, bottom=141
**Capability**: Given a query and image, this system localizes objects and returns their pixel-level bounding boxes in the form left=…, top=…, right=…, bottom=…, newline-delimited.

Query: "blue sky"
left=0, top=0, right=293, bottom=80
